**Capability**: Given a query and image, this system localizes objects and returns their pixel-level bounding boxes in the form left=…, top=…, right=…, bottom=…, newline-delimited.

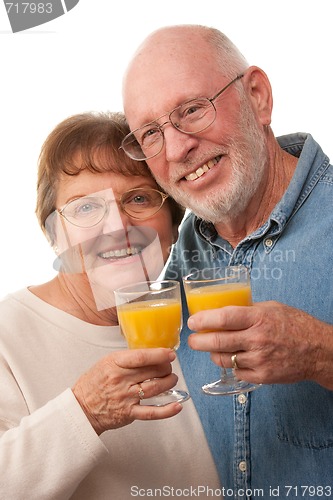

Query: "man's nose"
left=163, top=124, right=198, bottom=163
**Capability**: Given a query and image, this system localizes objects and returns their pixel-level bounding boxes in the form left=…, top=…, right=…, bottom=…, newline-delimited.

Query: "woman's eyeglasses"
left=58, top=188, right=169, bottom=228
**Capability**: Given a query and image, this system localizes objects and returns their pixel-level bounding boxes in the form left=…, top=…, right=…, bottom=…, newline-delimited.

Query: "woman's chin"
left=85, top=265, right=159, bottom=312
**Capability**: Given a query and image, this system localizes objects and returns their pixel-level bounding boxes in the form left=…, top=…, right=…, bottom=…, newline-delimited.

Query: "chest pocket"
left=272, top=382, right=333, bottom=449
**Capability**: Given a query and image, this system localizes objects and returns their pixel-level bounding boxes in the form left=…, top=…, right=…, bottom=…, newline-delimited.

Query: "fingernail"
left=168, top=350, right=177, bottom=361
left=187, top=317, right=194, bottom=330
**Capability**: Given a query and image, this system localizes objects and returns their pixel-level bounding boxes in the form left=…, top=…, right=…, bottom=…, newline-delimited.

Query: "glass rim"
left=183, top=265, right=249, bottom=283
left=114, top=279, right=180, bottom=296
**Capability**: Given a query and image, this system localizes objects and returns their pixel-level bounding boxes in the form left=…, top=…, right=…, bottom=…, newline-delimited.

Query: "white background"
left=0, top=0, right=332, bottom=298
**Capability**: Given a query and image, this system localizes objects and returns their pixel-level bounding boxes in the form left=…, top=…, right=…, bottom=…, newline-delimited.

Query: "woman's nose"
left=101, top=201, right=132, bottom=234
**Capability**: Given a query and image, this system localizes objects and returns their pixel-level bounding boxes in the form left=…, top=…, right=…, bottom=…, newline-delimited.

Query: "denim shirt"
left=165, top=133, right=333, bottom=499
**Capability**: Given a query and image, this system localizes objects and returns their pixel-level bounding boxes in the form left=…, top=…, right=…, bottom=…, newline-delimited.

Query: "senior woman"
left=0, top=112, right=220, bottom=499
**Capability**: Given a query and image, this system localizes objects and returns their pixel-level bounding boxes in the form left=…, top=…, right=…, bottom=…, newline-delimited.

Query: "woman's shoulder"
left=0, top=288, right=31, bottom=311
left=0, top=288, right=43, bottom=335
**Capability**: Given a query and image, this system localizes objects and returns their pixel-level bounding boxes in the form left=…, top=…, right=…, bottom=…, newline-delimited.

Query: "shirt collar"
left=195, top=133, right=330, bottom=243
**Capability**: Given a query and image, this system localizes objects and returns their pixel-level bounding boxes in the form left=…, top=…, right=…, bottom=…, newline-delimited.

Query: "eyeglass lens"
left=123, top=98, right=216, bottom=161
left=61, top=189, right=166, bottom=227
left=122, top=74, right=243, bottom=161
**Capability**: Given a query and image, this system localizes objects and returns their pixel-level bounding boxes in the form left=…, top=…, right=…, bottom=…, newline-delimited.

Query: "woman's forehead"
left=57, top=170, right=159, bottom=201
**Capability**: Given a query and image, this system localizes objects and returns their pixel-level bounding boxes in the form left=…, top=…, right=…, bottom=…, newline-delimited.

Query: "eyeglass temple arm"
left=210, top=74, right=244, bottom=102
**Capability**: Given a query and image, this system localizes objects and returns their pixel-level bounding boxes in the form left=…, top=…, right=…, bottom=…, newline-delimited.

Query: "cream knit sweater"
left=0, top=289, right=221, bottom=499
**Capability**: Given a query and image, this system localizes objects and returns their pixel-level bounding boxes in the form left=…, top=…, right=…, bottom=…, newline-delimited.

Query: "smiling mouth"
left=98, top=246, right=143, bottom=260
left=185, top=155, right=222, bottom=181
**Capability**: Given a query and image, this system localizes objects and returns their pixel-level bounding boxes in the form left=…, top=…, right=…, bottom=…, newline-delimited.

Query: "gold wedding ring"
left=138, top=383, right=145, bottom=400
left=231, top=354, right=239, bottom=370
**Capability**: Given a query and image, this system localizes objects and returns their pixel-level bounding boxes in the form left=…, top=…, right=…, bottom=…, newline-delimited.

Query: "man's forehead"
left=125, top=33, right=210, bottom=83
left=123, top=54, right=216, bottom=130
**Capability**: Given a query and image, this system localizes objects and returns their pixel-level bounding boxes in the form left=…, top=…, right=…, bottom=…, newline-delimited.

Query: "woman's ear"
left=45, top=210, right=70, bottom=255
left=243, top=66, right=273, bottom=126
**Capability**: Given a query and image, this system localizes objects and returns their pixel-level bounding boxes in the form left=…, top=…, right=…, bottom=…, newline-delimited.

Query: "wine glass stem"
left=221, top=367, right=228, bottom=382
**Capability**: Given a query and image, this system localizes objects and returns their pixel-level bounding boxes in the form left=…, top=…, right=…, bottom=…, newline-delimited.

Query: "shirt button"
left=239, top=461, right=247, bottom=472
left=265, top=238, right=273, bottom=248
left=237, top=393, right=247, bottom=404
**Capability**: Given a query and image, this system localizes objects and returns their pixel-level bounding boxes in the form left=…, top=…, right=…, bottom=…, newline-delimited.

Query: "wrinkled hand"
left=188, top=301, right=333, bottom=390
left=72, top=348, right=182, bottom=435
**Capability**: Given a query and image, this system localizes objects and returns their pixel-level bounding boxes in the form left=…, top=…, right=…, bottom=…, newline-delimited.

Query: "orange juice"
left=117, top=298, right=182, bottom=349
left=186, top=283, right=252, bottom=314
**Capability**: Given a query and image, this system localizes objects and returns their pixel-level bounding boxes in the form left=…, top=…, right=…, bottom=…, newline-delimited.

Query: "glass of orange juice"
left=183, top=266, right=261, bottom=396
left=114, top=280, right=190, bottom=406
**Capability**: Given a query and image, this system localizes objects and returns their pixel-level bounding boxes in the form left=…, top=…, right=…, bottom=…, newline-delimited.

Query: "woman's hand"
left=72, top=348, right=182, bottom=435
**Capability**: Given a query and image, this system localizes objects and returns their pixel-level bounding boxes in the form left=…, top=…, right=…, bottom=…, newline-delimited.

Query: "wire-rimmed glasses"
left=58, top=188, right=169, bottom=228
left=121, top=74, right=244, bottom=161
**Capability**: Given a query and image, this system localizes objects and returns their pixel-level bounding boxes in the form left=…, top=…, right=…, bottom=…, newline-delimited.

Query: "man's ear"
left=243, top=66, right=273, bottom=126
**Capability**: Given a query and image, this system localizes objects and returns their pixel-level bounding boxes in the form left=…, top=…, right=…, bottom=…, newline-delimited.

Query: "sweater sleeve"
left=0, top=384, right=109, bottom=500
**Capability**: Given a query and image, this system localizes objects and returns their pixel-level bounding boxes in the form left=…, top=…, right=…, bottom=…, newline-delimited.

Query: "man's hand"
left=188, top=301, right=333, bottom=390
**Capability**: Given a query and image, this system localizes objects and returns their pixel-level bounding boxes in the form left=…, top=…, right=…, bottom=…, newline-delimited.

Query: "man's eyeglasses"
left=58, top=188, right=169, bottom=228
left=121, top=74, right=244, bottom=161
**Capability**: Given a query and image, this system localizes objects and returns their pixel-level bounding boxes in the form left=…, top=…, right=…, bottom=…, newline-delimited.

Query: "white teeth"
left=99, top=246, right=140, bottom=259
left=186, top=172, right=199, bottom=181
left=207, top=159, right=216, bottom=168
left=185, top=156, right=221, bottom=181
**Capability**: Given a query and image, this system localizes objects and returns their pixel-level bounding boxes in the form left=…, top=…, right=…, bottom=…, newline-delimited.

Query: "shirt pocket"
left=272, top=382, right=333, bottom=449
